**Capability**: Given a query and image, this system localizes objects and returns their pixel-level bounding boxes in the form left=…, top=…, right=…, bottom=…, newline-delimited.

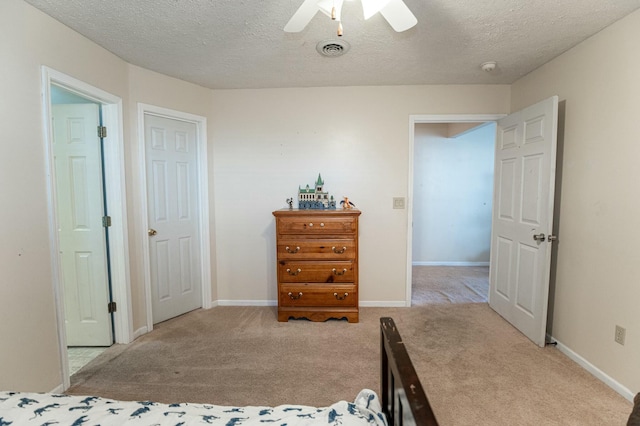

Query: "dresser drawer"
left=279, top=284, right=357, bottom=307
left=276, top=215, right=356, bottom=235
left=277, top=239, right=356, bottom=260
left=278, top=261, right=355, bottom=283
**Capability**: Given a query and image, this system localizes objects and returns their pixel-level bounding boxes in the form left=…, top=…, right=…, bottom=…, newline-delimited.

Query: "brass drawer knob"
left=332, top=246, right=347, bottom=254
left=288, top=292, right=303, bottom=300
left=285, top=246, right=300, bottom=254
left=286, top=268, right=302, bottom=276
left=332, top=268, right=347, bottom=276
left=334, top=292, right=349, bottom=300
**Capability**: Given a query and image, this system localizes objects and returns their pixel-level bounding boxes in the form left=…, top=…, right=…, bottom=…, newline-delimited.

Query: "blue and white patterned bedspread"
left=0, top=389, right=387, bottom=425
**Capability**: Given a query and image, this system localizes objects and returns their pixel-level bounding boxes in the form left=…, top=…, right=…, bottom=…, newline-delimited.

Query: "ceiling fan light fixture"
left=319, top=0, right=343, bottom=21
left=285, top=0, right=416, bottom=33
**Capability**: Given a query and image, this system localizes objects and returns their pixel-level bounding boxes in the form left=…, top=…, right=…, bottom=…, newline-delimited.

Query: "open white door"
left=489, top=96, right=559, bottom=347
left=145, top=114, right=203, bottom=324
left=53, top=103, right=112, bottom=346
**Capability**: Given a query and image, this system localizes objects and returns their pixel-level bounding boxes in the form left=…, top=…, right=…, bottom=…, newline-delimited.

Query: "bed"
left=380, top=317, right=439, bottom=425
left=0, top=317, right=438, bottom=425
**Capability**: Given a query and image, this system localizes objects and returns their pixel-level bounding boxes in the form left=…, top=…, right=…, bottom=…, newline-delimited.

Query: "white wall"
left=0, top=0, right=215, bottom=391
left=511, top=9, right=640, bottom=396
left=0, top=0, right=129, bottom=391
left=412, top=123, right=495, bottom=265
left=211, top=86, right=510, bottom=305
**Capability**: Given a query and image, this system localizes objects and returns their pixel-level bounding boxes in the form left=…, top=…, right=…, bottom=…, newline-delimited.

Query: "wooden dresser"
left=273, top=208, right=361, bottom=323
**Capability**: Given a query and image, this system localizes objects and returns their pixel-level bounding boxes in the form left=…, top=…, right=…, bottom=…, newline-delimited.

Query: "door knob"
left=547, top=235, right=557, bottom=242
left=532, top=233, right=545, bottom=242
left=148, top=228, right=157, bottom=236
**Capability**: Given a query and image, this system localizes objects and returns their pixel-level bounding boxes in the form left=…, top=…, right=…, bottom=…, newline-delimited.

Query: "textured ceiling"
left=24, top=0, right=640, bottom=89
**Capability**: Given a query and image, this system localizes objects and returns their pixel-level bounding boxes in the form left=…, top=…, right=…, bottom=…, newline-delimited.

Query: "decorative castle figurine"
left=298, top=174, right=336, bottom=209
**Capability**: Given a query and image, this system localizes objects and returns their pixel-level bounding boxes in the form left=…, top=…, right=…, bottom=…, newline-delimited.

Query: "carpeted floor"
left=68, top=303, right=633, bottom=425
left=412, top=265, right=489, bottom=305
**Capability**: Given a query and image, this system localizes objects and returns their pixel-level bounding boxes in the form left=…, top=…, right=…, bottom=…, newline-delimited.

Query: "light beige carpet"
left=68, top=304, right=632, bottom=425
left=412, top=265, right=489, bottom=305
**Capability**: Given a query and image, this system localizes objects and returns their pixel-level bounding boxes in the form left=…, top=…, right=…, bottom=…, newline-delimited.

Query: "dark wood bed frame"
left=381, top=317, right=439, bottom=426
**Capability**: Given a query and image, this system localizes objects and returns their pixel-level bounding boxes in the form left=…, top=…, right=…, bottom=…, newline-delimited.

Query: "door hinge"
left=107, top=301, right=117, bottom=313
left=102, top=216, right=112, bottom=227
left=97, top=126, right=107, bottom=138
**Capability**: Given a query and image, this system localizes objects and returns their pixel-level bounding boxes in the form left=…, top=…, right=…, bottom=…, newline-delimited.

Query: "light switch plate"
left=393, top=197, right=405, bottom=209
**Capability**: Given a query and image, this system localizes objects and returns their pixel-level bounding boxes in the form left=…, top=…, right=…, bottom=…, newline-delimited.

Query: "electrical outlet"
left=615, top=325, right=626, bottom=345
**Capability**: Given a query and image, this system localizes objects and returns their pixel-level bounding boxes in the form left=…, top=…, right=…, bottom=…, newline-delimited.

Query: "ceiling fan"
left=284, top=0, right=417, bottom=33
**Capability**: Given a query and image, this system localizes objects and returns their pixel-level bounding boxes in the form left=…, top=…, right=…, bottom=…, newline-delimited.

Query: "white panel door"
left=489, top=96, right=558, bottom=347
left=145, top=114, right=202, bottom=324
left=53, top=104, right=112, bottom=346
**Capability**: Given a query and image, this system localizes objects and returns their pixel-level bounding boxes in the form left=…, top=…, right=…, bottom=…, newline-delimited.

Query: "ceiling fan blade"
left=361, top=0, right=392, bottom=20
left=284, top=0, right=321, bottom=32
left=379, top=0, right=417, bottom=32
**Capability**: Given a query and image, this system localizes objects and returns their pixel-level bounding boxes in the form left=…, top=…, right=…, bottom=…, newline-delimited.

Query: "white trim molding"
left=214, top=300, right=406, bottom=308
left=551, top=337, right=635, bottom=402
left=412, top=261, right=490, bottom=267
left=133, top=326, right=149, bottom=341
left=216, top=300, right=277, bottom=307
left=137, top=103, right=212, bottom=334
left=41, top=66, right=133, bottom=391
left=359, top=301, right=407, bottom=308
left=49, top=384, right=65, bottom=394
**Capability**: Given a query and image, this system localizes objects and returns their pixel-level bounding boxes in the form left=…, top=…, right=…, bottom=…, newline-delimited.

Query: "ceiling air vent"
left=316, top=39, right=350, bottom=57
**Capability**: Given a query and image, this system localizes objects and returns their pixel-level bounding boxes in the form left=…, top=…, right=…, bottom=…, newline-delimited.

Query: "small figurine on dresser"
left=341, top=196, right=356, bottom=209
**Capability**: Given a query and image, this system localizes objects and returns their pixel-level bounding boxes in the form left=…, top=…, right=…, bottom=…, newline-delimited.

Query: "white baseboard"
left=412, top=261, right=490, bottom=266
left=50, top=383, right=64, bottom=393
left=360, top=301, right=408, bottom=307
left=551, top=336, right=635, bottom=402
left=214, top=300, right=407, bottom=308
left=133, top=326, right=148, bottom=340
left=216, top=300, right=278, bottom=307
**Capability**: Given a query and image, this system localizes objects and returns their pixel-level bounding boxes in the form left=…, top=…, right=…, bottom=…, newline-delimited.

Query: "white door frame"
left=41, top=66, right=133, bottom=390
left=406, top=114, right=506, bottom=306
left=138, top=103, right=212, bottom=333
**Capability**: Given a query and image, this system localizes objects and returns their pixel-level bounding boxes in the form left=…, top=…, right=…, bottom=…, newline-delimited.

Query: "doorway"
left=42, top=67, right=132, bottom=390
left=406, top=114, right=505, bottom=306
left=411, top=121, right=496, bottom=305
left=51, top=87, right=113, bottom=348
left=408, top=98, right=559, bottom=347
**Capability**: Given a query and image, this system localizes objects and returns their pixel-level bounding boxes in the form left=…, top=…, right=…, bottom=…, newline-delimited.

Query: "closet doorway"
left=51, top=87, right=113, bottom=345
left=42, top=67, right=131, bottom=390
left=138, top=104, right=212, bottom=331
